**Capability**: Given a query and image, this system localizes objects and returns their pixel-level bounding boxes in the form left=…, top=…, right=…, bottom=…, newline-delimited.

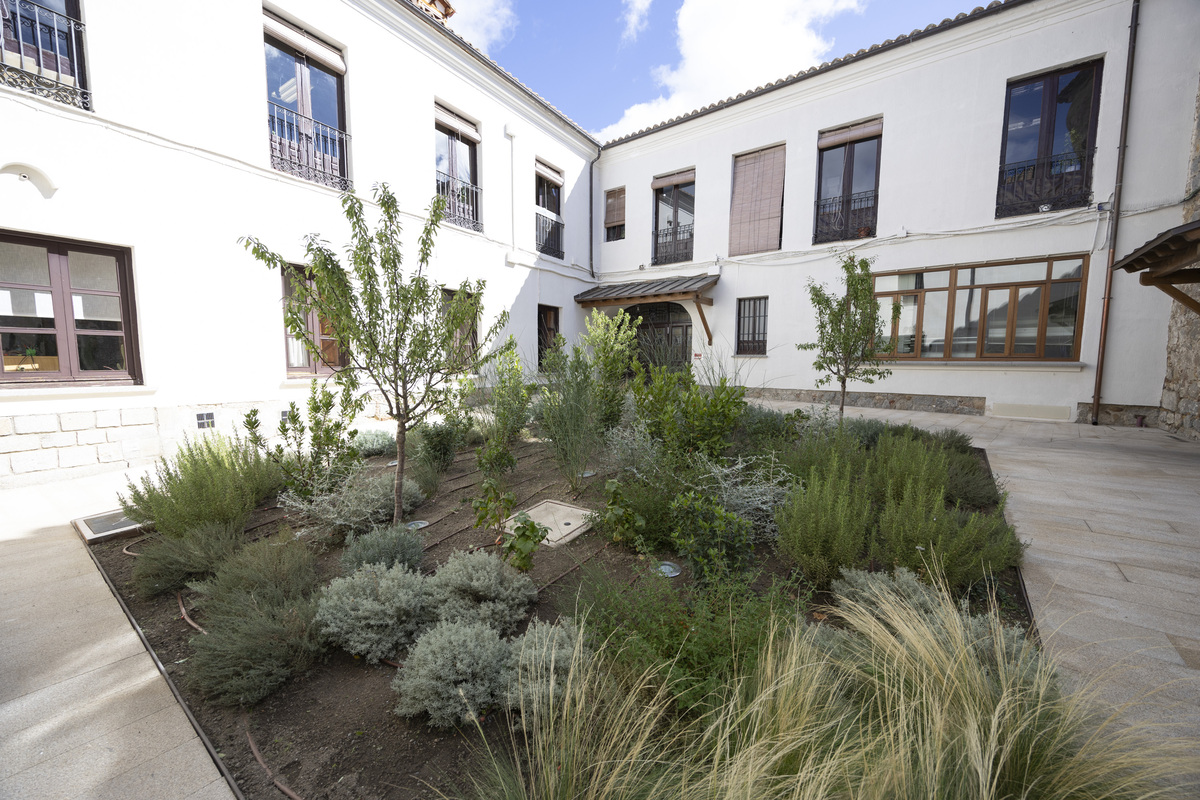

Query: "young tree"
left=242, top=184, right=508, bottom=522
left=798, top=253, right=900, bottom=419
left=580, top=308, right=640, bottom=431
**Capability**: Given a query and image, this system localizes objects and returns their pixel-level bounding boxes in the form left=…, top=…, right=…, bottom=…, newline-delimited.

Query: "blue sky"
left=446, top=0, right=980, bottom=141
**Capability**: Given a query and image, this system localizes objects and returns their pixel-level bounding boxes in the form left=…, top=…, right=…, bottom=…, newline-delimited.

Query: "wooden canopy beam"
left=693, top=299, right=712, bottom=346
left=1141, top=268, right=1200, bottom=286
left=1150, top=283, right=1200, bottom=316
left=1145, top=241, right=1200, bottom=279
left=579, top=290, right=714, bottom=309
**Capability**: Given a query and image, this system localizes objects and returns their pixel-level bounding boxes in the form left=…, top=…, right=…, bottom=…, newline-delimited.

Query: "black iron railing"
left=651, top=223, right=694, bottom=266
left=535, top=215, right=564, bottom=259
left=996, top=151, right=1092, bottom=218
left=1, top=0, right=89, bottom=109
left=813, top=190, right=877, bottom=244
left=436, top=170, right=483, bottom=233
left=268, top=102, right=352, bottom=191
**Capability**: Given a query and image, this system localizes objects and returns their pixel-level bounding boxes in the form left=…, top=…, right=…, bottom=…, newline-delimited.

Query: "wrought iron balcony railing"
left=813, top=190, right=877, bottom=244
left=268, top=102, right=351, bottom=191
left=535, top=214, right=564, bottom=259
left=996, top=151, right=1092, bottom=218
left=1, top=0, right=89, bottom=109
left=436, top=170, right=483, bottom=233
left=651, top=223, right=694, bottom=266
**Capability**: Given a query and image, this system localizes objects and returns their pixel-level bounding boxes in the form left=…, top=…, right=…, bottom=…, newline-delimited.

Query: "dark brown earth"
left=92, top=440, right=1031, bottom=800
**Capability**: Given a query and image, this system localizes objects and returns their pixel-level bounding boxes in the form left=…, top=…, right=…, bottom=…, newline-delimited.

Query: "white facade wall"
left=0, top=0, right=598, bottom=483
left=592, top=0, right=1197, bottom=419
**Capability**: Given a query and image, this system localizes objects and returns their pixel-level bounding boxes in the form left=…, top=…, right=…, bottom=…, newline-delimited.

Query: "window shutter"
left=434, top=103, right=481, bottom=143
left=263, top=13, right=346, bottom=74
left=604, top=188, right=625, bottom=228
left=817, top=118, right=883, bottom=149
left=650, top=169, right=696, bottom=190
left=728, top=145, right=785, bottom=257
left=535, top=160, right=563, bottom=187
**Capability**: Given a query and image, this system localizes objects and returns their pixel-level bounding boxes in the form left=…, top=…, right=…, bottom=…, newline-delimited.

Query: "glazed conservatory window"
left=0, top=232, right=139, bottom=384
left=873, top=256, right=1086, bottom=360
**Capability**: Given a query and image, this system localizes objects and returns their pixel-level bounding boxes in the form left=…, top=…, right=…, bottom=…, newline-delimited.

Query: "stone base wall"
left=0, top=408, right=164, bottom=487
left=1158, top=285, right=1200, bottom=442
left=744, top=387, right=986, bottom=416
left=1073, top=403, right=1161, bottom=427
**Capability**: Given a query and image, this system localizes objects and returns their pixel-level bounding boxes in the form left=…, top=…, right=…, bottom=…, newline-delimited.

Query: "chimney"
left=414, top=0, right=455, bottom=22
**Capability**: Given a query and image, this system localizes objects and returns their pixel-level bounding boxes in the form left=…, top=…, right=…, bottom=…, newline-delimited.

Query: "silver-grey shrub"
left=392, top=620, right=514, bottom=728
left=315, top=563, right=431, bottom=663
left=283, top=465, right=422, bottom=539
left=686, top=453, right=792, bottom=544
left=425, top=550, right=538, bottom=635
left=352, top=429, right=397, bottom=458
left=506, top=618, right=585, bottom=716
left=340, top=523, right=424, bottom=573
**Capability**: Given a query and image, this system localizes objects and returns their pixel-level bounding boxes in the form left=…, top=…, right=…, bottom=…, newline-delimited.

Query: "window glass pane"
left=0, top=241, right=51, bottom=286
left=0, top=288, right=56, bottom=327
left=1013, top=285, right=1042, bottom=355
left=76, top=335, right=125, bottom=371
left=920, top=271, right=950, bottom=289
left=453, top=137, right=475, bottom=184
left=72, top=294, right=123, bottom=331
left=819, top=146, right=845, bottom=200
left=875, top=271, right=949, bottom=293
left=850, top=138, right=878, bottom=195
left=435, top=127, right=451, bottom=174
left=1004, top=80, right=1043, bottom=164
left=320, top=337, right=342, bottom=367
left=984, top=288, right=1011, bottom=354
left=1051, top=258, right=1083, bottom=280
left=3, top=332, right=59, bottom=372
left=895, top=294, right=918, bottom=355
left=958, top=262, right=1047, bottom=285
left=68, top=252, right=119, bottom=291
left=676, top=182, right=695, bottom=228
left=1053, top=68, right=1094, bottom=160
left=920, top=290, right=948, bottom=358
left=950, top=288, right=981, bottom=358
left=265, top=40, right=299, bottom=112
left=308, top=62, right=341, bottom=128
left=1045, top=281, right=1080, bottom=357
left=656, top=186, right=674, bottom=233
left=875, top=275, right=900, bottom=292
left=287, top=335, right=310, bottom=369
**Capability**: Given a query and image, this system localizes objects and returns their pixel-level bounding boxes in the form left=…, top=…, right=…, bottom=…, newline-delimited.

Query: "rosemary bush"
left=132, top=521, right=245, bottom=598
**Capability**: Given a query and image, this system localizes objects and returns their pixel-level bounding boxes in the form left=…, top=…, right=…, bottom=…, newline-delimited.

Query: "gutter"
left=1091, top=0, right=1140, bottom=425
left=588, top=151, right=600, bottom=279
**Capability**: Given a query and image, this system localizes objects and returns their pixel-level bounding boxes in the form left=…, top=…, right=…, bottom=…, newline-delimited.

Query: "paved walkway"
left=760, top=401, right=1200, bottom=745
left=1, top=410, right=1197, bottom=799
left=0, top=469, right=236, bottom=800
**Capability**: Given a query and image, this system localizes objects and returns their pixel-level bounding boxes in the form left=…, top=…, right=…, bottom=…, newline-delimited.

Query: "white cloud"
left=596, top=0, right=863, bottom=142
left=621, top=0, right=655, bottom=43
left=444, top=0, right=518, bottom=56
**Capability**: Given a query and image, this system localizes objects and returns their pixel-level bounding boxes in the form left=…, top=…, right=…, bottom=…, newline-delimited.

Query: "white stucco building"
left=2, top=0, right=1198, bottom=484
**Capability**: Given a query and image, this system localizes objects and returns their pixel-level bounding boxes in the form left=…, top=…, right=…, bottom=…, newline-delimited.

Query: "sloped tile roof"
left=574, top=274, right=719, bottom=303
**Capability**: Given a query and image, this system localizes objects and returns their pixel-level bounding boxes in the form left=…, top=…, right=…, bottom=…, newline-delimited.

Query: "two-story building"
left=2, top=0, right=1197, bottom=484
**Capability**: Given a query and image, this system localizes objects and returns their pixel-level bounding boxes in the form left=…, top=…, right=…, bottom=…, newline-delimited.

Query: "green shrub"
left=393, top=620, right=514, bottom=728
left=132, top=521, right=245, bottom=598
left=930, top=426, right=975, bottom=454
left=426, top=550, right=538, bottom=635
left=120, top=433, right=282, bottom=538
left=686, top=453, right=791, bottom=545
left=945, top=447, right=1002, bottom=508
left=282, top=465, right=422, bottom=540
left=415, top=421, right=459, bottom=473
left=477, top=343, right=528, bottom=479
left=608, top=474, right=681, bottom=553
left=732, top=403, right=797, bottom=452
left=506, top=618, right=584, bottom=716
left=864, top=430, right=950, bottom=508
left=503, top=512, right=549, bottom=572
left=842, top=417, right=891, bottom=449
left=340, top=523, right=424, bottom=573
left=670, top=491, right=754, bottom=585
left=631, top=365, right=746, bottom=457
left=775, top=423, right=868, bottom=484
left=594, top=479, right=647, bottom=552
left=187, top=537, right=322, bottom=706
left=352, top=429, right=397, bottom=458
left=315, top=563, right=431, bottom=663
left=874, top=481, right=1023, bottom=589
left=580, top=308, right=640, bottom=431
left=538, top=339, right=603, bottom=490
left=775, top=456, right=874, bottom=590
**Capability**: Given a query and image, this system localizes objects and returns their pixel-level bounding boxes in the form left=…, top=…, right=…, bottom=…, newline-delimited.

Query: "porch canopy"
left=1113, top=219, right=1200, bottom=316
left=574, top=274, right=719, bottom=344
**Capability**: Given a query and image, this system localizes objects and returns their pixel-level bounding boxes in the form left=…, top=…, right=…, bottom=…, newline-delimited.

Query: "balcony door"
left=652, top=180, right=695, bottom=265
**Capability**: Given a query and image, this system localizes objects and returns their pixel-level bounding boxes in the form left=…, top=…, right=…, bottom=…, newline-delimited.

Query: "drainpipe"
left=1091, top=0, right=1140, bottom=424
left=588, top=150, right=600, bottom=279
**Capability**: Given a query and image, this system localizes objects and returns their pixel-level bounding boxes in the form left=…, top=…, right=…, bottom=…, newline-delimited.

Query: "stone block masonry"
left=744, top=387, right=986, bottom=416
left=0, top=408, right=162, bottom=486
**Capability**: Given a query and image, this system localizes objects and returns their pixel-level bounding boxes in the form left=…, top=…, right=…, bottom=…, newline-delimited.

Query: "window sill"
left=733, top=353, right=768, bottom=359
left=885, top=360, right=1084, bottom=372
left=0, top=382, right=154, bottom=401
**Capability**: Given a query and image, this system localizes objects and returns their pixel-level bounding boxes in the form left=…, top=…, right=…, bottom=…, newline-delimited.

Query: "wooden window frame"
left=536, top=304, right=559, bottom=373
left=651, top=175, right=696, bottom=266
left=735, top=297, right=768, bottom=355
left=872, top=255, right=1089, bottom=361
left=282, top=267, right=344, bottom=376
left=0, top=230, right=140, bottom=386
left=813, top=128, right=881, bottom=245
left=604, top=187, right=626, bottom=241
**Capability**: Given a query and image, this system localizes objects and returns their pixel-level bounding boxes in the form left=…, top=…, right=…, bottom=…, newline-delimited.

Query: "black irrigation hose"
left=539, top=542, right=610, bottom=592
left=79, top=536, right=248, bottom=800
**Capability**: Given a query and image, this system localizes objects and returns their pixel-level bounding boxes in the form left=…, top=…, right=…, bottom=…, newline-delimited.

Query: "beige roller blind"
left=604, top=187, right=626, bottom=227
left=264, top=13, right=346, bottom=74
left=535, top=160, right=563, bottom=186
left=728, top=145, right=786, bottom=257
left=650, top=169, right=696, bottom=190
left=434, top=104, right=481, bottom=143
left=817, top=118, right=883, bottom=149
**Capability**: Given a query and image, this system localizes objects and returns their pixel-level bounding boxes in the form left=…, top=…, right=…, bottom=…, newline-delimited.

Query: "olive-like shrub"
left=315, top=563, right=432, bottom=663
left=392, top=620, right=514, bottom=728
left=340, top=523, right=424, bottom=573
left=425, top=550, right=537, bottom=635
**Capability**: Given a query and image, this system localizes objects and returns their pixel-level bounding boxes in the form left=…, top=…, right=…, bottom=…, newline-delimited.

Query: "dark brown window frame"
left=536, top=304, right=559, bottom=372
left=604, top=187, right=626, bottom=241
left=813, top=132, right=881, bottom=245
left=282, top=267, right=345, bottom=376
left=0, top=229, right=141, bottom=386
left=735, top=296, right=768, bottom=355
left=442, top=287, right=479, bottom=360
left=651, top=174, right=695, bottom=266
left=872, top=255, right=1089, bottom=361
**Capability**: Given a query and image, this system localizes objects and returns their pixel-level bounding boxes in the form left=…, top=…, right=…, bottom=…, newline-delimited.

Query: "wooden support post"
left=1152, top=282, right=1200, bottom=316
left=693, top=299, right=712, bottom=346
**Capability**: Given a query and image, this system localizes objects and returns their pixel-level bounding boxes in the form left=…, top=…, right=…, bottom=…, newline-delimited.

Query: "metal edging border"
left=76, top=523, right=249, bottom=800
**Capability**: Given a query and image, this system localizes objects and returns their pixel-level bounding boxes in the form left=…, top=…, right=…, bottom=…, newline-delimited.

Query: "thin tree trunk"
left=394, top=419, right=407, bottom=524
left=839, top=377, right=847, bottom=420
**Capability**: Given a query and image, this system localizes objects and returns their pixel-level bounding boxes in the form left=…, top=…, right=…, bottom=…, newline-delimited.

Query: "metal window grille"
left=736, top=297, right=768, bottom=355
left=0, top=0, right=90, bottom=109
left=196, top=412, right=215, bottom=430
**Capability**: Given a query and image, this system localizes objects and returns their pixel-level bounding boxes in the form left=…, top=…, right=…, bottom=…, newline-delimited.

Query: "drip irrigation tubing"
left=244, top=720, right=305, bottom=800
left=177, top=592, right=207, bottom=634
left=539, top=542, right=610, bottom=591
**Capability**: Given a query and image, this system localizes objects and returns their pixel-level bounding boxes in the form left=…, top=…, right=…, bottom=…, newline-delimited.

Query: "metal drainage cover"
left=504, top=500, right=592, bottom=548
left=72, top=509, right=142, bottom=545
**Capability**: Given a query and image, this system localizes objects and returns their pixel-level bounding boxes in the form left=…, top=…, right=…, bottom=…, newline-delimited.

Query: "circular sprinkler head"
left=405, top=520, right=430, bottom=531
left=657, top=561, right=681, bottom=578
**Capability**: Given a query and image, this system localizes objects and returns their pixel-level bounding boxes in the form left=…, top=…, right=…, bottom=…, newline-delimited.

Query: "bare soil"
left=92, top=440, right=1031, bottom=800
